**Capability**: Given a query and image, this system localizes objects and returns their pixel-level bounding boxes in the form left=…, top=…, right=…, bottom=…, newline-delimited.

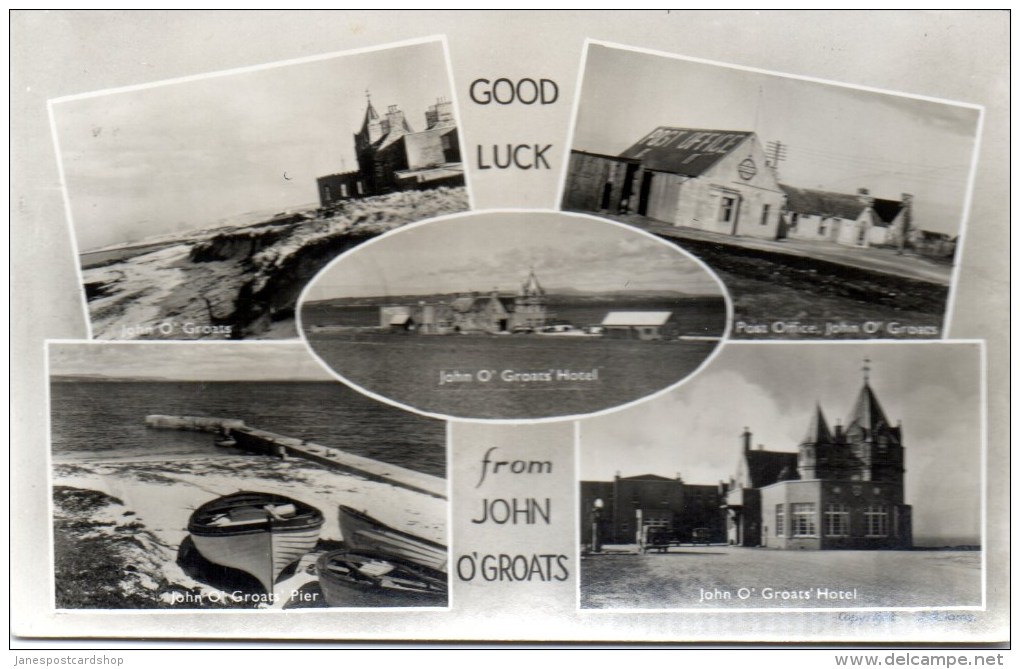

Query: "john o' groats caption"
left=456, top=447, right=570, bottom=584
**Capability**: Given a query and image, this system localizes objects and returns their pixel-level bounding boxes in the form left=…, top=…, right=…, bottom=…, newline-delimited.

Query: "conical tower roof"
left=520, top=269, right=544, bottom=296
left=360, top=91, right=380, bottom=129
left=845, top=382, right=890, bottom=434
left=801, top=403, right=833, bottom=444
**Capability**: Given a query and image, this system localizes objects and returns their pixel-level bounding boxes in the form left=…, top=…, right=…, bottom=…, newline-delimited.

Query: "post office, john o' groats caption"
left=734, top=320, right=939, bottom=338
left=456, top=447, right=570, bottom=584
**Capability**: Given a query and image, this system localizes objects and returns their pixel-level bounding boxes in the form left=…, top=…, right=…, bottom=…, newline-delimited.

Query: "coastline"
left=52, top=451, right=447, bottom=609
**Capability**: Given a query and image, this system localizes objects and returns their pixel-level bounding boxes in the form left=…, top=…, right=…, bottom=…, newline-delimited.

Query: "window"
left=775, top=505, right=785, bottom=537
left=760, top=204, right=771, bottom=226
left=792, top=503, right=816, bottom=536
left=719, top=196, right=737, bottom=223
left=825, top=503, right=850, bottom=537
left=323, top=186, right=332, bottom=201
left=819, top=219, right=828, bottom=235
left=865, top=505, right=888, bottom=537
left=340, top=183, right=349, bottom=198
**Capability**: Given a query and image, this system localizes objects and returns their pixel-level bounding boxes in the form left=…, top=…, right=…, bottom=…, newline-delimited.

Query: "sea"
left=49, top=380, right=446, bottom=477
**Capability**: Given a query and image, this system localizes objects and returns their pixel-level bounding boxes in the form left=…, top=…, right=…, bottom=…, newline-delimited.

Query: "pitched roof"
left=871, top=197, right=905, bottom=226
left=620, top=127, right=752, bottom=177
left=618, top=474, right=676, bottom=482
left=743, top=450, right=800, bottom=488
left=519, top=269, right=544, bottom=297
left=780, top=184, right=868, bottom=220
left=390, top=314, right=412, bottom=326
left=781, top=185, right=907, bottom=226
left=601, top=311, right=673, bottom=326
left=801, top=404, right=833, bottom=444
left=845, top=382, right=891, bottom=434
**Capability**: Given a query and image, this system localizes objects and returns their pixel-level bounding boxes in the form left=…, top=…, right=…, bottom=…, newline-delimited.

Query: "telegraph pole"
left=766, top=140, right=787, bottom=178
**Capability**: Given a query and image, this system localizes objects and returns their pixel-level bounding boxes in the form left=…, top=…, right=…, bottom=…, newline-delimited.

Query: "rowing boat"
left=316, top=550, right=447, bottom=607
left=338, top=505, right=447, bottom=572
left=188, top=491, right=324, bottom=593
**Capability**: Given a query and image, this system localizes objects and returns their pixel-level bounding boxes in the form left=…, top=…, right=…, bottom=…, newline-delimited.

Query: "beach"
left=52, top=451, right=447, bottom=610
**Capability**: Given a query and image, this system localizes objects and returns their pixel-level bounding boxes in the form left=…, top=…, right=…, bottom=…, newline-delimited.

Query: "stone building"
left=579, top=474, right=727, bottom=546
left=378, top=270, right=547, bottom=335
left=563, top=127, right=786, bottom=240
left=780, top=185, right=912, bottom=248
left=724, top=366, right=912, bottom=550
left=317, top=93, right=463, bottom=207
left=580, top=362, right=912, bottom=551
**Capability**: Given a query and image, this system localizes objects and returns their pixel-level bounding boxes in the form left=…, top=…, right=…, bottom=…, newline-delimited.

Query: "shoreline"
left=52, top=452, right=447, bottom=609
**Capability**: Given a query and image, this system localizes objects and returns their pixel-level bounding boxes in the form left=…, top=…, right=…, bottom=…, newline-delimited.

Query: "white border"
left=46, top=34, right=474, bottom=341
left=573, top=338, right=988, bottom=614
left=294, top=208, right=734, bottom=426
left=554, top=38, right=987, bottom=343
left=44, top=338, right=454, bottom=614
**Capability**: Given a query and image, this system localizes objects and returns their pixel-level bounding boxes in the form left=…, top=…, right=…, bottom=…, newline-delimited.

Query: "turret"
left=844, top=358, right=903, bottom=482
left=797, top=403, right=831, bottom=480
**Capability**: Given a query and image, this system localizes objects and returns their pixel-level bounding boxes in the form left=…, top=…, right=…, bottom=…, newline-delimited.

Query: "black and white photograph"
left=48, top=341, right=449, bottom=609
left=579, top=342, right=983, bottom=610
left=561, top=42, right=982, bottom=340
left=51, top=37, right=470, bottom=341
left=13, top=10, right=1007, bottom=649
left=298, top=210, right=729, bottom=420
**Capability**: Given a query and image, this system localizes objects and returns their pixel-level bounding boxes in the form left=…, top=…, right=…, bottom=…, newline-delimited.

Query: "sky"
left=571, top=44, right=981, bottom=236
left=579, top=342, right=983, bottom=545
left=52, top=39, right=454, bottom=251
left=301, top=211, right=725, bottom=301
left=49, top=342, right=332, bottom=381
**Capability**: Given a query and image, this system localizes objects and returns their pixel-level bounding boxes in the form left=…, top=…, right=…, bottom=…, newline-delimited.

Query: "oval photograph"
left=298, top=211, right=729, bottom=420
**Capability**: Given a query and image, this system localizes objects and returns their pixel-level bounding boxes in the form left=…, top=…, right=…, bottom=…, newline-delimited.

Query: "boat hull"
left=188, top=491, right=324, bottom=593
left=316, top=550, right=447, bottom=608
left=338, top=505, right=447, bottom=572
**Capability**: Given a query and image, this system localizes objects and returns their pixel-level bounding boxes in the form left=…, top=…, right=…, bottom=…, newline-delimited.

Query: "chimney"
left=385, top=105, right=410, bottom=138
left=834, top=419, right=843, bottom=441
left=742, top=427, right=752, bottom=452
left=857, top=187, right=875, bottom=208
left=425, top=96, right=455, bottom=129
left=757, top=444, right=764, bottom=451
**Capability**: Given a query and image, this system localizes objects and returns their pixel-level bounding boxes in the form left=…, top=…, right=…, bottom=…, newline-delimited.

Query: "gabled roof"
left=871, top=198, right=906, bottom=226
left=781, top=185, right=907, bottom=225
left=601, top=311, right=673, bottom=326
left=845, top=382, right=891, bottom=434
left=620, top=127, right=752, bottom=177
left=450, top=294, right=509, bottom=314
left=780, top=184, right=868, bottom=220
left=743, top=450, right=800, bottom=488
left=801, top=404, right=833, bottom=445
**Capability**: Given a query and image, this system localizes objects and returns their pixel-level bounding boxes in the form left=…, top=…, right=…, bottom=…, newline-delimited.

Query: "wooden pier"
left=145, top=415, right=446, bottom=500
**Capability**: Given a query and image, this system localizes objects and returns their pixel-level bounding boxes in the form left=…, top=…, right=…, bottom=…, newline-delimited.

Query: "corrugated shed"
left=601, top=311, right=673, bottom=326
left=620, top=127, right=752, bottom=177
